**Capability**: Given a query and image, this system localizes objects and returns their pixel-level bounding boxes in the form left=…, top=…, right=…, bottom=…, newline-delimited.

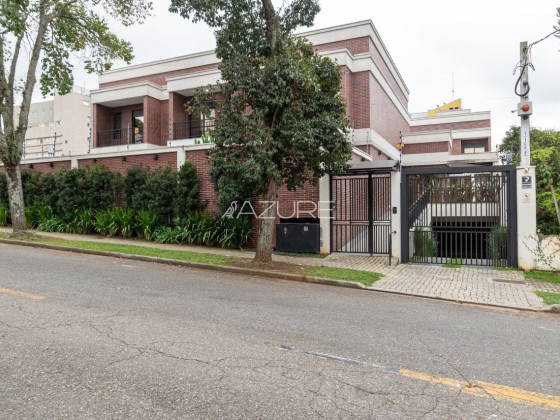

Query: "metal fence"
left=401, top=166, right=517, bottom=267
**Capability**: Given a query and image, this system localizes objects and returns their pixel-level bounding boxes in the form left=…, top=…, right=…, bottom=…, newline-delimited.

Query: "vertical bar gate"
left=401, top=166, right=517, bottom=267
left=331, top=173, right=391, bottom=255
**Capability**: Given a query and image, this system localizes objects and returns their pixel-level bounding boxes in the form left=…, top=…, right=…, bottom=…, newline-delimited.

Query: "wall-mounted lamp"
left=49, top=162, right=54, bottom=168
left=28, top=163, right=34, bottom=169
left=121, top=156, right=126, bottom=162
left=92, top=158, right=97, bottom=164
left=153, top=154, right=158, bottom=160
left=205, top=149, right=210, bottom=156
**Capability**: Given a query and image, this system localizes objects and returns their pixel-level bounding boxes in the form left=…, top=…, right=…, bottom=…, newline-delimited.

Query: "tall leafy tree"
left=499, top=126, right=560, bottom=234
left=170, top=0, right=352, bottom=262
left=0, top=0, right=152, bottom=234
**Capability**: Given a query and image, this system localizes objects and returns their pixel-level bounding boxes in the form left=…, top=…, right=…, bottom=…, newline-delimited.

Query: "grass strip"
left=3, top=233, right=383, bottom=287
left=303, top=266, right=382, bottom=287
left=524, top=270, right=560, bottom=284
left=8, top=235, right=237, bottom=266
left=535, top=291, right=560, bottom=305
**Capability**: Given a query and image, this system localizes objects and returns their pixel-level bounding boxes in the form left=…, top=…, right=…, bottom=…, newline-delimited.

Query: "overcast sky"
left=77, top=0, right=560, bottom=147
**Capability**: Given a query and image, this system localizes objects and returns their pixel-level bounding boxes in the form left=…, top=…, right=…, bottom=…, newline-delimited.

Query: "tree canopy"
left=0, top=0, right=152, bottom=232
left=170, top=0, right=352, bottom=262
left=499, top=126, right=560, bottom=234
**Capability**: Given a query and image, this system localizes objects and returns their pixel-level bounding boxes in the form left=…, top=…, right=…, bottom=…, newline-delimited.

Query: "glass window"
left=463, top=143, right=486, bottom=154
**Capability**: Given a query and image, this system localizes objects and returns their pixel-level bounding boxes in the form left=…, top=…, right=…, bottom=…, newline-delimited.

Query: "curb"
left=1, top=238, right=551, bottom=314
left=0, top=238, right=368, bottom=291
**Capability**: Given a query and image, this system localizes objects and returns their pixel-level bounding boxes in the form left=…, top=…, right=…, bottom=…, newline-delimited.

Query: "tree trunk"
left=253, top=178, right=278, bottom=263
left=6, top=164, right=27, bottom=233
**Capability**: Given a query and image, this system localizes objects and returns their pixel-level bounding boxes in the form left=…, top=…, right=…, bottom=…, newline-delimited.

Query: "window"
left=462, top=143, right=486, bottom=154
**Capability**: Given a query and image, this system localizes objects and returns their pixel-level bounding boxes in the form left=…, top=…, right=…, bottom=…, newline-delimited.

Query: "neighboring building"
left=402, top=99, right=496, bottom=167
left=15, top=87, right=92, bottom=159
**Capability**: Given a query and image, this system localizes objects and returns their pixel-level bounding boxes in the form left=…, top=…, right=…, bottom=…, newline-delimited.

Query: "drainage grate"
left=491, top=278, right=526, bottom=285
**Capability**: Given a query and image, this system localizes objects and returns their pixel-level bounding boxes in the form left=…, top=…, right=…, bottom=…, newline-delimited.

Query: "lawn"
left=535, top=291, right=560, bottom=305
left=524, top=270, right=560, bottom=284
left=1, top=233, right=382, bottom=287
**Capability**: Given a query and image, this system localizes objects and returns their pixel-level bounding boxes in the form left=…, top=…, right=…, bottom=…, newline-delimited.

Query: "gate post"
left=516, top=166, right=536, bottom=269
left=400, top=169, right=410, bottom=263
left=391, top=171, right=402, bottom=262
left=319, top=174, right=331, bottom=254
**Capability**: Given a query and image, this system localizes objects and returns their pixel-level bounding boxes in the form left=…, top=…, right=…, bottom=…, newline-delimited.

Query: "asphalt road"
left=1, top=244, right=559, bottom=419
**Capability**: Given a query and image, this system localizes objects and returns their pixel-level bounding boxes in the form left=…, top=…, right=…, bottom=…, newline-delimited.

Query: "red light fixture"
left=521, top=104, right=530, bottom=112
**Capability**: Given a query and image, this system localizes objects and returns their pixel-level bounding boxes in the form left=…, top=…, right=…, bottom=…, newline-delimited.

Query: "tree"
left=555, top=6, right=560, bottom=39
left=499, top=126, right=560, bottom=234
left=170, top=0, right=352, bottom=263
left=0, top=0, right=152, bottom=234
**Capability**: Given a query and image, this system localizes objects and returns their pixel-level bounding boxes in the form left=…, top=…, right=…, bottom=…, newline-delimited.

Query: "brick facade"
left=23, top=160, right=72, bottom=174
left=77, top=152, right=177, bottom=175
left=403, top=142, right=449, bottom=155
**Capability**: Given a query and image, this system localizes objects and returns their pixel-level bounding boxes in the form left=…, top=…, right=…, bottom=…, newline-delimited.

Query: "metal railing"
left=97, top=128, right=143, bottom=147
left=173, top=119, right=214, bottom=140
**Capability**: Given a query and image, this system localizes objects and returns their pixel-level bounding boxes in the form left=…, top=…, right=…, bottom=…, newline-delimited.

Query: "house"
left=7, top=20, right=510, bottom=262
left=14, top=87, right=92, bottom=161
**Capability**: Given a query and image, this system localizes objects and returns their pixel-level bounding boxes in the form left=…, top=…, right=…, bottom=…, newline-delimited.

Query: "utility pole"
left=517, top=41, right=532, bottom=167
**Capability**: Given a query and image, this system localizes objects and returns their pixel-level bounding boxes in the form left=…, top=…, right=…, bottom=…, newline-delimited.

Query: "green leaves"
left=500, top=127, right=560, bottom=234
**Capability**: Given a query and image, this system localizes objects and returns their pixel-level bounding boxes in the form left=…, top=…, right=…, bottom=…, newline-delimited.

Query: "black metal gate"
left=401, top=166, right=517, bottom=267
left=331, top=173, right=391, bottom=255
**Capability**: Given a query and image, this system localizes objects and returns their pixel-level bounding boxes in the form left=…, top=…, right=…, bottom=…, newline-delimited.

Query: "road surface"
left=1, top=244, right=559, bottom=418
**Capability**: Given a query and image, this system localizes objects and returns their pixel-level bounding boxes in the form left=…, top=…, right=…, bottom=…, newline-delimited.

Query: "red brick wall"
left=369, top=73, right=409, bottom=146
left=160, top=100, right=169, bottom=145
left=24, top=161, right=72, bottom=174
left=144, top=96, right=162, bottom=146
left=78, top=152, right=177, bottom=175
left=403, top=142, right=449, bottom=154
left=352, top=72, right=370, bottom=128
left=410, top=119, right=490, bottom=132
left=99, top=63, right=220, bottom=89
left=92, top=104, right=112, bottom=148
left=340, top=66, right=353, bottom=120
left=185, top=149, right=219, bottom=212
left=169, top=93, right=189, bottom=140
left=314, top=37, right=371, bottom=55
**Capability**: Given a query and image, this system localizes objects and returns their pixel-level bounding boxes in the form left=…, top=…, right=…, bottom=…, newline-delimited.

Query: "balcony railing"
left=173, top=119, right=214, bottom=140
left=97, top=128, right=143, bottom=148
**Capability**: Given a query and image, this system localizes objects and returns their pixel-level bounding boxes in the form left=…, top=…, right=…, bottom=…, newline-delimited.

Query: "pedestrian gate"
left=331, top=172, right=392, bottom=255
left=401, top=166, right=517, bottom=267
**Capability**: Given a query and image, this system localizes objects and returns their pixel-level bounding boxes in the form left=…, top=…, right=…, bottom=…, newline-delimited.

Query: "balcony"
left=97, top=128, right=143, bottom=147
left=173, top=119, right=214, bottom=140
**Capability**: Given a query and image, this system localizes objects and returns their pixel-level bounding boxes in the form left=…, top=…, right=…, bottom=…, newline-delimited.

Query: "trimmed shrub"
left=54, top=168, right=88, bottom=219
left=124, top=166, right=177, bottom=225
left=174, top=160, right=204, bottom=219
left=83, top=166, right=121, bottom=211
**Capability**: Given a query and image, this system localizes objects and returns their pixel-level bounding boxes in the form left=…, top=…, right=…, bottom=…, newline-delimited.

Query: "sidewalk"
left=2, top=227, right=558, bottom=311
